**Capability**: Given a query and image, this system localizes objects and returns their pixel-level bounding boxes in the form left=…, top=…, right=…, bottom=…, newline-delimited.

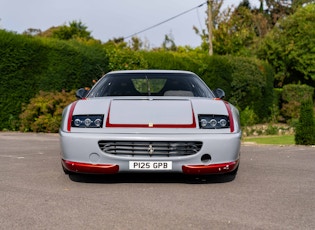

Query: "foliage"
left=240, top=106, right=259, bottom=126
left=270, top=88, right=282, bottom=122
left=295, top=99, right=315, bottom=145
left=103, top=40, right=149, bottom=71
left=142, top=51, right=274, bottom=120
left=0, top=30, right=108, bottom=130
left=229, top=57, right=274, bottom=121
left=193, top=0, right=224, bottom=53
left=280, top=84, right=314, bottom=121
left=257, top=4, right=315, bottom=87
left=130, top=36, right=143, bottom=51
left=197, top=55, right=233, bottom=98
left=19, top=90, right=76, bottom=133
left=141, top=50, right=201, bottom=73
left=263, top=0, right=313, bottom=25
left=142, top=51, right=274, bottom=123
left=162, top=34, right=177, bottom=51
left=107, top=47, right=148, bottom=71
left=50, top=20, right=92, bottom=40
left=0, top=30, right=45, bottom=130
left=199, top=0, right=313, bottom=58
left=39, top=39, right=108, bottom=90
left=0, top=28, right=274, bottom=131
left=213, top=5, right=259, bottom=56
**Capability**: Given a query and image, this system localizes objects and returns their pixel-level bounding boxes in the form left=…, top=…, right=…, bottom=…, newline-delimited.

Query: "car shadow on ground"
left=68, top=173, right=236, bottom=184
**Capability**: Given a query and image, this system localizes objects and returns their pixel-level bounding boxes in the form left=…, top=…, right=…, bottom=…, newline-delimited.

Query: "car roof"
left=106, top=70, right=196, bottom=75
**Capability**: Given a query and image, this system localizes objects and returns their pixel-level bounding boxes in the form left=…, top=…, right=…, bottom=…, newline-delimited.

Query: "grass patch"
left=243, top=135, right=295, bottom=145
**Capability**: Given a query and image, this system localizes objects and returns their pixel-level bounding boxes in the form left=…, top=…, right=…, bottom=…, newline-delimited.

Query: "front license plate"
left=129, top=161, right=172, bottom=170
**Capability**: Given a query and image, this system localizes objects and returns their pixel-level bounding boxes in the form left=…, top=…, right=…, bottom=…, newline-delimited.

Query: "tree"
left=212, top=1, right=259, bottom=56
left=50, top=20, right=92, bottom=40
left=23, top=28, right=42, bottom=36
left=280, top=84, right=315, bottom=121
left=257, top=3, right=315, bottom=87
left=162, top=34, right=177, bottom=51
left=263, top=0, right=313, bottom=25
left=194, top=0, right=270, bottom=55
left=295, top=99, right=315, bottom=145
left=130, top=36, right=143, bottom=51
left=194, top=0, right=223, bottom=54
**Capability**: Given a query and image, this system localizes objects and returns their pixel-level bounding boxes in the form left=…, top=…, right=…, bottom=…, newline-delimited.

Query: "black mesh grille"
left=98, top=141, right=202, bottom=157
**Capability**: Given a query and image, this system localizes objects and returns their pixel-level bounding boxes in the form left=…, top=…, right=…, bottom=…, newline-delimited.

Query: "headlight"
left=198, top=115, right=230, bottom=129
left=71, top=115, right=104, bottom=128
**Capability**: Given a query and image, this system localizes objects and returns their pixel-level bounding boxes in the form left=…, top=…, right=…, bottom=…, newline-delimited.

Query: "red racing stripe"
left=67, top=101, right=78, bottom=132
left=223, top=101, right=234, bottom=133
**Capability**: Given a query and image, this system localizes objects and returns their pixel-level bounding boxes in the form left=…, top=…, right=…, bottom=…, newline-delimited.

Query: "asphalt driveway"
left=0, top=132, right=314, bottom=229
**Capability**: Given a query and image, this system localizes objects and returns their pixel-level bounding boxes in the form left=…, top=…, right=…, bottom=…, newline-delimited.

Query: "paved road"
left=0, top=132, right=314, bottom=230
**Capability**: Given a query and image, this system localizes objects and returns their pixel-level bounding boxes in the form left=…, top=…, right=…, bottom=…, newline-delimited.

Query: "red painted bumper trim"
left=62, top=159, right=119, bottom=174
left=182, top=160, right=239, bottom=175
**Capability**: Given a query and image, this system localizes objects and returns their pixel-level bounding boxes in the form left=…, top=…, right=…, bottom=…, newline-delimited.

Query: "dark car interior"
left=84, top=72, right=215, bottom=98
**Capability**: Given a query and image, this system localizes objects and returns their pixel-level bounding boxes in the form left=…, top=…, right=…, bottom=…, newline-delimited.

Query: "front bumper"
left=62, top=159, right=239, bottom=175
left=60, top=131, right=241, bottom=175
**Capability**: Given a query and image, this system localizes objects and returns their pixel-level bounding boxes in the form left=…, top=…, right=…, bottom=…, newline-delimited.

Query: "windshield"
left=87, top=72, right=215, bottom=98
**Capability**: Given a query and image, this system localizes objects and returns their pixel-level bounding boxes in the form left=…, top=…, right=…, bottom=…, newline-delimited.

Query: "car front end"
left=60, top=95, right=241, bottom=175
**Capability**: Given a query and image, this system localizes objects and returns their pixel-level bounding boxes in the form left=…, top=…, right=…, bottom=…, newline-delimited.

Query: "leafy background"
left=0, top=1, right=314, bottom=143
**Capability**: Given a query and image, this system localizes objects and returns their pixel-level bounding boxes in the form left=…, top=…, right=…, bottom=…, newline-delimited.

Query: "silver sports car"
left=60, top=70, right=241, bottom=176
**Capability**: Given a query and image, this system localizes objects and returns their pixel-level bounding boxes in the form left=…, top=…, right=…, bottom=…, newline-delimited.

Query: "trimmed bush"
left=0, top=31, right=45, bottom=130
left=271, top=88, right=283, bottom=122
left=240, top=106, right=259, bottom=126
left=228, top=57, right=274, bottom=122
left=38, top=39, right=109, bottom=91
left=108, top=48, right=148, bottom=70
left=141, top=50, right=198, bottom=71
left=19, top=90, right=76, bottom=132
left=295, top=99, right=315, bottom=145
left=197, top=55, right=233, bottom=99
left=281, top=84, right=314, bottom=121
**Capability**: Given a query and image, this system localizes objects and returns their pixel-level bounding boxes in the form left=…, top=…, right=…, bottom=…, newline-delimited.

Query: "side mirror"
left=213, top=88, right=225, bottom=99
left=76, top=88, right=89, bottom=99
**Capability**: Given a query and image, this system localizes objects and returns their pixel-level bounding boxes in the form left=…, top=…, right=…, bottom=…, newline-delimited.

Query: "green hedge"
left=229, top=57, right=274, bottom=121
left=37, top=39, right=109, bottom=91
left=281, top=84, right=314, bottom=121
left=1, top=30, right=275, bottom=131
left=0, top=31, right=45, bottom=130
left=197, top=55, right=233, bottom=99
left=295, top=99, right=315, bottom=145
left=0, top=30, right=108, bottom=130
left=142, top=51, right=274, bottom=122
